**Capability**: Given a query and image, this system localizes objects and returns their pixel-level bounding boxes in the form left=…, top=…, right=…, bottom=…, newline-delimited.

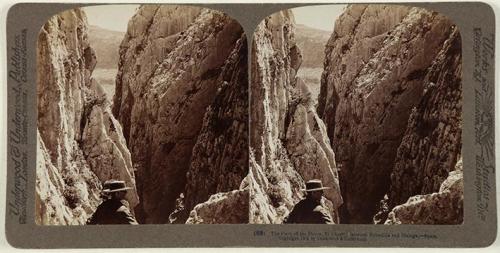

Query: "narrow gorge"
left=35, top=4, right=463, bottom=226
left=250, top=4, right=463, bottom=225
left=36, top=9, right=138, bottom=224
left=317, top=5, right=463, bottom=224
left=249, top=10, right=343, bottom=224
left=36, top=5, right=248, bottom=225
left=111, top=5, right=248, bottom=224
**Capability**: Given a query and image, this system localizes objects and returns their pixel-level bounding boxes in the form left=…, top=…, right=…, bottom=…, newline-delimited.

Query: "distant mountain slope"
left=88, top=25, right=125, bottom=69
left=295, top=24, right=331, bottom=68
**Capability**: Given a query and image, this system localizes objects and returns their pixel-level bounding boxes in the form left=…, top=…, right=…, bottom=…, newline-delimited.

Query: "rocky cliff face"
left=249, top=10, right=342, bottom=224
left=186, top=189, right=249, bottom=224
left=112, top=5, right=245, bottom=223
left=36, top=9, right=138, bottom=225
left=318, top=5, right=462, bottom=223
left=384, top=158, right=463, bottom=224
left=180, top=35, right=248, bottom=222
left=382, top=26, right=462, bottom=220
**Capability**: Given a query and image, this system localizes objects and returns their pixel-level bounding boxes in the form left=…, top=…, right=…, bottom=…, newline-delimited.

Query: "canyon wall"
left=377, top=26, right=463, bottom=224
left=36, top=9, right=138, bottom=225
left=249, top=10, right=342, bottom=224
left=112, top=5, right=246, bottom=223
left=318, top=5, right=462, bottom=223
left=181, top=35, right=249, bottom=223
left=35, top=4, right=463, bottom=226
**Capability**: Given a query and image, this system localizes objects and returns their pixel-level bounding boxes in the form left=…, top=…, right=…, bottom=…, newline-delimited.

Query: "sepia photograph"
left=35, top=4, right=249, bottom=225
left=249, top=4, right=463, bottom=225
left=5, top=0, right=498, bottom=248
left=35, top=3, right=463, bottom=226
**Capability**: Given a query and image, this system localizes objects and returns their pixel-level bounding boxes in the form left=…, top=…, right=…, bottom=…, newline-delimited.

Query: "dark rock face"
left=249, top=11, right=342, bottom=224
left=318, top=5, right=461, bottom=223
left=179, top=36, right=249, bottom=223
left=36, top=9, right=137, bottom=225
left=317, top=5, right=411, bottom=142
left=112, top=5, right=245, bottom=223
left=385, top=27, right=462, bottom=212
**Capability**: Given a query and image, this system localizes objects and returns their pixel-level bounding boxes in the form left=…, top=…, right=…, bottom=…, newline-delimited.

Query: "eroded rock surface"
left=36, top=9, right=138, bottom=224
left=250, top=11, right=342, bottom=224
left=186, top=189, right=249, bottom=224
left=382, top=27, right=462, bottom=220
left=385, top=159, right=463, bottom=224
left=318, top=5, right=459, bottom=223
left=180, top=36, right=248, bottom=221
left=113, top=5, right=244, bottom=223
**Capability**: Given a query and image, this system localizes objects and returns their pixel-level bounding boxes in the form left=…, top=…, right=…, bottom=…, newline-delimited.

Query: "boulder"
left=385, top=158, right=463, bottom=224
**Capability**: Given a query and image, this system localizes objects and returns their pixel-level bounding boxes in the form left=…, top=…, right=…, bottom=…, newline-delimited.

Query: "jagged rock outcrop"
left=381, top=26, right=462, bottom=221
left=286, top=79, right=343, bottom=209
left=318, top=5, right=460, bottom=223
left=36, top=9, right=138, bottom=224
left=36, top=131, right=79, bottom=225
left=112, top=5, right=244, bottom=223
left=249, top=10, right=342, bottom=224
left=186, top=189, right=249, bottom=224
left=385, top=158, right=463, bottom=224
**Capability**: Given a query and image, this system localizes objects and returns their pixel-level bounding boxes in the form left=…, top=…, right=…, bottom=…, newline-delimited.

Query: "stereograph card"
left=4, top=1, right=497, bottom=248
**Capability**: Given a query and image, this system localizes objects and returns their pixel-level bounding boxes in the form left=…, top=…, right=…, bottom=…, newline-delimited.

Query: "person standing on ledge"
left=283, top=179, right=334, bottom=224
left=87, top=180, right=138, bottom=225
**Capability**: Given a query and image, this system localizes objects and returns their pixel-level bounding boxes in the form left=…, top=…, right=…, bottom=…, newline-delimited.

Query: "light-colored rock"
left=186, top=189, right=249, bottom=224
left=36, top=132, right=77, bottom=225
left=248, top=151, right=302, bottom=224
left=81, top=80, right=139, bottom=208
left=285, top=80, right=342, bottom=209
left=318, top=5, right=411, bottom=135
left=384, top=159, right=463, bottom=225
left=36, top=8, right=137, bottom=225
left=318, top=5, right=457, bottom=223
left=250, top=10, right=341, bottom=224
left=113, top=5, right=244, bottom=223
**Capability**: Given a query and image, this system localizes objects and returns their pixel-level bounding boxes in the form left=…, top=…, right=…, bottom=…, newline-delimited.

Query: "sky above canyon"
left=82, top=4, right=347, bottom=33
left=292, top=4, right=347, bottom=31
left=83, top=4, right=139, bottom=32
